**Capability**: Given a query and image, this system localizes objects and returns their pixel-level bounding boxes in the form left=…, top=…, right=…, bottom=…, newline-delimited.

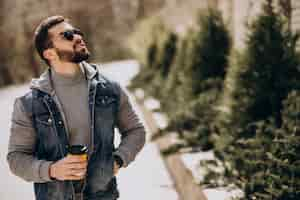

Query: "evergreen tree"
left=181, top=8, right=231, bottom=98
left=161, top=36, right=190, bottom=111
left=148, top=31, right=178, bottom=98
left=213, top=1, right=300, bottom=199
left=129, top=18, right=167, bottom=92
left=162, top=8, right=231, bottom=152
left=159, top=32, right=178, bottom=78
left=228, top=91, right=300, bottom=199
left=220, top=0, right=299, bottom=132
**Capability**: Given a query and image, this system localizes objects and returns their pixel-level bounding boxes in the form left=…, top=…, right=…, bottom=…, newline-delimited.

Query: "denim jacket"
left=7, top=62, right=146, bottom=200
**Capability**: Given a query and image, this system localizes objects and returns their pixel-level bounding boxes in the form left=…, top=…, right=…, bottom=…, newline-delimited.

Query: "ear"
left=43, top=49, right=57, bottom=62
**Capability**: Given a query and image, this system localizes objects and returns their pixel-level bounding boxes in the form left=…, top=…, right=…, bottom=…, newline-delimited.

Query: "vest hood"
left=30, top=61, right=98, bottom=95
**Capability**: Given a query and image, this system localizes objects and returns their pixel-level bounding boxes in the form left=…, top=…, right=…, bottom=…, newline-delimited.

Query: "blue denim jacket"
left=21, top=63, right=121, bottom=200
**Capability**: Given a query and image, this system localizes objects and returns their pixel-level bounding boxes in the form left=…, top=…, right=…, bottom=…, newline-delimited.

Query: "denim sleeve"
left=7, top=97, right=53, bottom=183
left=114, top=85, right=146, bottom=167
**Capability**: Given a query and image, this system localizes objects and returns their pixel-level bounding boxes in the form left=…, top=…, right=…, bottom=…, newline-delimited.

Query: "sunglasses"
left=59, top=29, right=83, bottom=41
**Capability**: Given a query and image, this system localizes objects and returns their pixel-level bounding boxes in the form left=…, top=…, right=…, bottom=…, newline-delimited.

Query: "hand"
left=113, top=161, right=121, bottom=175
left=50, top=154, right=88, bottom=181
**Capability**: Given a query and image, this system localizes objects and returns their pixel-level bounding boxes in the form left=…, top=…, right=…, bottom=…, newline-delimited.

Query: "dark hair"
left=34, top=15, right=67, bottom=65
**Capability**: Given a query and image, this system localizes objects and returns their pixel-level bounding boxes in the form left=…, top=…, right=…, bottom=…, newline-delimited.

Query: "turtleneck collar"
left=51, top=65, right=84, bottom=86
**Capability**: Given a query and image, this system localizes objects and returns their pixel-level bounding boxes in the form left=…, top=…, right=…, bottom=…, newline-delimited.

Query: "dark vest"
left=21, top=66, right=121, bottom=200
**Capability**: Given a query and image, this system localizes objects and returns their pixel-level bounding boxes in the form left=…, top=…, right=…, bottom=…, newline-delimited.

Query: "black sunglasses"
left=59, top=29, right=83, bottom=41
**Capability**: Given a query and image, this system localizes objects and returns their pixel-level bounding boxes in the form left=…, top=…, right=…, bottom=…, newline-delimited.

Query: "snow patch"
left=144, top=98, right=161, bottom=111
left=181, top=151, right=244, bottom=200
left=152, top=112, right=168, bottom=129
left=134, top=89, right=145, bottom=100
left=204, top=188, right=244, bottom=200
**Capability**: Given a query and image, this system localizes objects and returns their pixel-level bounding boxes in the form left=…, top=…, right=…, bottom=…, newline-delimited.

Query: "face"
left=47, top=22, right=90, bottom=63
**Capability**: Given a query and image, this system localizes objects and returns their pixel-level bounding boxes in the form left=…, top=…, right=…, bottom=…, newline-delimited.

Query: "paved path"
left=0, top=60, right=178, bottom=200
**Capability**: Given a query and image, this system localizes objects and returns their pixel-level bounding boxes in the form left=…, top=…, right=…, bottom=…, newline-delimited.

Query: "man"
left=7, top=15, right=146, bottom=200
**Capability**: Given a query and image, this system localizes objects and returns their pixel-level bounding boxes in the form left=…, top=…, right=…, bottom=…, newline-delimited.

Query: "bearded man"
left=7, top=16, right=146, bottom=200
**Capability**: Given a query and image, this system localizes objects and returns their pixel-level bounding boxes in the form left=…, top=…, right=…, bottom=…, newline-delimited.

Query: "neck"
left=50, top=61, right=80, bottom=76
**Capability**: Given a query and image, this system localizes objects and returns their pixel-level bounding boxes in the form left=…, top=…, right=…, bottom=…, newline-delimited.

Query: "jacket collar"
left=30, top=61, right=98, bottom=95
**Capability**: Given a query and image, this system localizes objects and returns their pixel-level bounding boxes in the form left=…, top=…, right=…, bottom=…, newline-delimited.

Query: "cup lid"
left=68, top=145, right=88, bottom=155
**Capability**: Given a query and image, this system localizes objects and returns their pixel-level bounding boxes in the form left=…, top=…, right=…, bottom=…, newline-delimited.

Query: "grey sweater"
left=51, top=67, right=91, bottom=148
left=7, top=63, right=146, bottom=183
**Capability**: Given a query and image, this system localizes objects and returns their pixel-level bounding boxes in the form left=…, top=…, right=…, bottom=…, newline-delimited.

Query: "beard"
left=56, top=44, right=90, bottom=63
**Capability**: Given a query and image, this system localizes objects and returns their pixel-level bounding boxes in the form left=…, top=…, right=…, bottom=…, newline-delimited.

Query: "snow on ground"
left=143, top=94, right=244, bottom=200
left=0, top=84, right=35, bottom=200
left=143, top=98, right=168, bottom=130
left=101, top=60, right=178, bottom=200
left=180, top=152, right=244, bottom=200
left=134, top=88, right=145, bottom=100
left=144, top=98, right=161, bottom=111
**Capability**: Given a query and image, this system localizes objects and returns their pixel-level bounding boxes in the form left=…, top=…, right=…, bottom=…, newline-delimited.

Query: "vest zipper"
left=78, top=78, right=98, bottom=197
left=43, top=96, right=76, bottom=199
left=51, top=94, right=71, bottom=141
left=43, top=97, right=65, bottom=157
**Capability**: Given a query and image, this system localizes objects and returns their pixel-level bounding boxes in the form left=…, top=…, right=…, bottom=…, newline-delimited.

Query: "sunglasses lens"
left=61, top=29, right=83, bottom=41
left=63, top=31, right=74, bottom=41
left=73, top=29, right=83, bottom=36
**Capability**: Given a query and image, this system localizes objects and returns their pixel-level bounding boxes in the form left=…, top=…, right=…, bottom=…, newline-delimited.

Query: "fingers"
left=69, top=168, right=87, bottom=176
left=65, top=162, right=87, bottom=170
left=60, top=168, right=86, bottom=180
left=50, top=157, right=88, bottom=181
left=65, top=163, right=87, bottom=178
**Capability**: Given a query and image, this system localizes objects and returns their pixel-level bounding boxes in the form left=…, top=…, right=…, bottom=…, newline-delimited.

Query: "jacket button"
left=48, top=118, right=52, bottom=123
left=58, top=121, right=62, bottom=125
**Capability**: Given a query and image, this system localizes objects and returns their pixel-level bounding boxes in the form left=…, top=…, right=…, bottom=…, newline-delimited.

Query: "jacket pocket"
left=95, top=95, right=117, bottom=107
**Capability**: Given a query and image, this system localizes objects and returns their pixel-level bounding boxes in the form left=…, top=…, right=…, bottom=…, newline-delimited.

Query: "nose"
left=74, top=35, right=85, bottom=45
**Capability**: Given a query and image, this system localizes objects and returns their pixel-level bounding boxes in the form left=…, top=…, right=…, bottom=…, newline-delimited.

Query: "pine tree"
left=223, top=0, right=299, bottom=131
left=162, top=8, right=231, bottom=151
left=181, top=8, right=230, bottom=98
left=129, top=18, right=168, bottom=92
left=161, top=36, right=190, bottom=111
left=213, top=1, right=300, bottom=199
left=230, top=91, right=300, bottom=199
left=148, top=31, right=178, bottom=98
